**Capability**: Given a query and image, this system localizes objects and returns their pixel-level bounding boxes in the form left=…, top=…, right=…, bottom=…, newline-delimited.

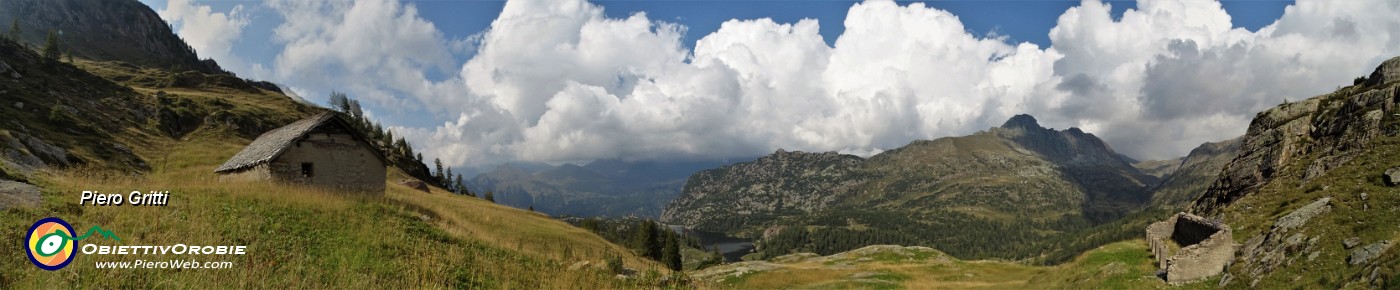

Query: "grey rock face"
left=1236, top=197, right=1334, bottom=283
left=1365, top=56, right=1400, bottom=86
left=1348, top=240, right=1392, bottom=265
left=19, top=133, right=69, bottom=166
left=1272, top=197, right=1331, bottom=232
left=1193, top=58, right=1400, bottom=214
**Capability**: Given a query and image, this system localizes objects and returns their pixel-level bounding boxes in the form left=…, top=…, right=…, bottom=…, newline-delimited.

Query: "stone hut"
left=1146, top=212, right=1236, bottom=285
left=215, top=112, right=386, bottom=194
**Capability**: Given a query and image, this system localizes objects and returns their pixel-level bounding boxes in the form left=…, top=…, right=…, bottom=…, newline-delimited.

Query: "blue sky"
left=144, top=0, right=1293, bottom=83
left=138, top=0, right=1400, bottom=168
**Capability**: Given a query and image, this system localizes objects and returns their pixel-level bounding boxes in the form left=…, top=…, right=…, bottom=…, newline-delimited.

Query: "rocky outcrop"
left=1348, top=240, right=1392, bottom=266
left=1234, top=197, right=1331, bottom=287
left=1146, top=212, right=1235, bottom=285
left=0, top=60, right=19, bottom=79
left=0, top=178, right=41, bottom=210
left=1363, top=56, right=1400, bottom=87
left=1193, top=57, right=1400, bottom=215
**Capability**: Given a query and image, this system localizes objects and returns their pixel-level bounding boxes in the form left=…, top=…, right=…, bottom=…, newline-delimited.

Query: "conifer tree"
left=662, top=232, right=682, bottom=271
left=631, top=222, right=661, bottom=260
left=434, top=158, right=445, bottom=183
left=444, top=167, right=455, bottom=190
left=7, top=19, right=19, bottom=41
left=328, top=91, right=349, bottom=112
left=454, top=173, right=467, bottom=195
left=484, top=191, right=495, bottom=203
left=42, top=29, right=60, bottom=60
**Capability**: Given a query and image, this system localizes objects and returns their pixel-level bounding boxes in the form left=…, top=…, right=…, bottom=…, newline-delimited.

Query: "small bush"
left=607, top=253, right=625, bottom=275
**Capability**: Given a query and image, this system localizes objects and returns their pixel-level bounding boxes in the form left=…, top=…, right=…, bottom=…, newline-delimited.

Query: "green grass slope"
left=695, top=240, right=1217, bottom=290
left=0, top=121, right=672, bottom=289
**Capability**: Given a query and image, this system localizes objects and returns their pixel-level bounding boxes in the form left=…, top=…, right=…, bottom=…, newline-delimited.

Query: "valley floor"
left=696, top=240, right=1217, bottom=290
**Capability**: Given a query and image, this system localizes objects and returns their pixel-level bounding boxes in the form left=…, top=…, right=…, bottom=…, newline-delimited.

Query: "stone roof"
left=214, top=112, right=383, bottom=173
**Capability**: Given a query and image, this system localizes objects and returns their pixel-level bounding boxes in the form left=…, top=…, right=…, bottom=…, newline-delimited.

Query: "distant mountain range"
left=470, top=158, right=752, bottom=217
left=659, top=114, right=1238, bottom=259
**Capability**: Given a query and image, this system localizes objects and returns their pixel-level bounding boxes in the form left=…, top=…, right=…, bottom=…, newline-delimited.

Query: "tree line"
left=570, top=217, right=711, bottom=271
left=327, top=92, right=477, bottom=197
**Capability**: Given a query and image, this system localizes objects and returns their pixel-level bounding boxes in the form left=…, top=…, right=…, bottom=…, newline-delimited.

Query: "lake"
left=668, top=225, right=754, bottom=262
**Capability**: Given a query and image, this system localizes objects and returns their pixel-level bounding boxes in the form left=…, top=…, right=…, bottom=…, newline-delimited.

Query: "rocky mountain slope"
left=1180, top=56, right=1400, bottom=288
left=662, top=114, right=1159, bottom=259
left=0, top=0, right=224, bottom=74
left=1148, top=137, right=1243, bottom=209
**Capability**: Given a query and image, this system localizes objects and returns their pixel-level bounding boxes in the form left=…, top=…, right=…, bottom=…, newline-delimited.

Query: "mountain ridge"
left=661, top=113, right=1159, bottom=259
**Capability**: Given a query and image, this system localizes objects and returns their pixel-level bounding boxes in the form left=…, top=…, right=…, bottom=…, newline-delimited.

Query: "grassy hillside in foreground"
left=696, top=240, right=1214, bottom=290
left=0, top=128, right=673, bottom=288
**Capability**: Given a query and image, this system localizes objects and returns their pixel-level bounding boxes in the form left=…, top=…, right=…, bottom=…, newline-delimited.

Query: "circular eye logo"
left=26, top=217, right=77, bottom=270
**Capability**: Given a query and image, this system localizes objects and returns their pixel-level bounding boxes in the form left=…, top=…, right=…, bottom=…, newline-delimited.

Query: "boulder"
left=12, top=102, right=21, bottom=109
left=1348, top=240, right=1392, bottom=265
left=1386, top=168, right=1400, bottom=186
left=398, top=179, right=430, bottom=193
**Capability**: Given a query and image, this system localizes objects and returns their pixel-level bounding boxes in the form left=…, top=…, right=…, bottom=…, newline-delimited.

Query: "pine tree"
left=381, top=127, right=392, bottom=146
left=631, top=222, right=661, bottom=260
left=454, top=173, right=467, bottom=195
left=434, top=158, right=445, bottom=183
left=662, top=232, right=682, bottom=271
left=444, top=167, right=454, bottom=190
left=484, top=191, right=495, bottom=203
left=42, top=29, right=60, bottom=60
left=394, top=137, right=410, bottom=156
left=711, top=246, right=723, bottom=264
left=7, top=19, right=18, bottom=41
left=328, top=91, right=349, bottom=112
left=348, top=99, right=363, bottom=120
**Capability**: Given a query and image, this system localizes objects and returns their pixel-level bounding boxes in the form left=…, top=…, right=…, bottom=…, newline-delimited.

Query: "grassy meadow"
left=699, top=240, right=1221, bottom=290
left=0, top=128, right=672, bottom=288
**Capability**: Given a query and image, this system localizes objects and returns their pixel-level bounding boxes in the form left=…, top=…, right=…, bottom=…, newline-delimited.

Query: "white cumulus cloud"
left=156, top=0, right=250, bottom=73
left=271, top=0, right=1400, bottom=167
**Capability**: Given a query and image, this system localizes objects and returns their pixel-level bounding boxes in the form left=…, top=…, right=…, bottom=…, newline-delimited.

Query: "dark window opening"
left=301, top=163, right=314, bottom=178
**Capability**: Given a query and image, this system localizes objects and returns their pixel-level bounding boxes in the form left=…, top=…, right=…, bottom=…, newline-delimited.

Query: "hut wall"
left=269, top=132, right=386, bottom=194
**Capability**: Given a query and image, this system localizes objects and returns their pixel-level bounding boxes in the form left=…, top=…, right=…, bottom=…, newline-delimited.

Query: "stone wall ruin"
left=1146, top=212, right=1236, bottom=285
